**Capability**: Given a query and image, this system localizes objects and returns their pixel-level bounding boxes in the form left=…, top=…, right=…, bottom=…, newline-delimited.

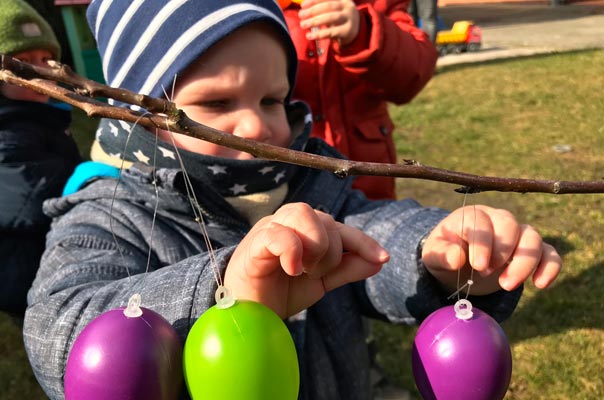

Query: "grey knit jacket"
left=24, top=111, right=522, bottom=400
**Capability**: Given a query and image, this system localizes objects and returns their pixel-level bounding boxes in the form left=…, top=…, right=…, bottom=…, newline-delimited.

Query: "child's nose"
left=233, top=109, right=271, bottom=142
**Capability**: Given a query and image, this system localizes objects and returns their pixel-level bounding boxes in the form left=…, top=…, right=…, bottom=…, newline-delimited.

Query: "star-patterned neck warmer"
left=90, top=104, right=311, bottom=198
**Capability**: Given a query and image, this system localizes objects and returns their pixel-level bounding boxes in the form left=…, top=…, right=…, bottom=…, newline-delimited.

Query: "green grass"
left=374, top=49, right=604, bottom=399
left=2, top=49, right=604, bottom=399
left=0, top=317, right=46, bottom=399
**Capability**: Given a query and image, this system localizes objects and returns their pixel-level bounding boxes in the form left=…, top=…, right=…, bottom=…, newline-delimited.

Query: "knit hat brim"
left=0, top=0, right=61, bottom=59
left=87, top=0, right=297, bottom=103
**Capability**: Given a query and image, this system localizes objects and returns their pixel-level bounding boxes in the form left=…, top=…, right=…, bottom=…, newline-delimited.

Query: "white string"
left=106, top=111, right=160, bottom=313
left=160, top=124, right=224, bottom=288
left=467, top=204, right=477, bottom=298
left=447, top=191, right=476, bottom=300
left=160, top=79, right=224, bottom=288
left=136, top=121, right=162, bottom=291
left=109, top=111, right=153, bottom=282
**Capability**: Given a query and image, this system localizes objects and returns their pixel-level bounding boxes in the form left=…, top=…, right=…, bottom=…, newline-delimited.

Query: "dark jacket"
left=24, top=109, right=521, bottom=400
left=0, top=98, right=81, bottom=316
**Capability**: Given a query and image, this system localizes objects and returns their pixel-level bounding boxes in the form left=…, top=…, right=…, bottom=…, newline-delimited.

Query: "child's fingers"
left=299, top=0, right=337, bottom=15
left=421, top=235, right=461, bottom=271
left=247, top=221, right=305, bottom=277
left=423, top=206, right=495, bottom=272
left=531, top=243, right=562, bottom=289
left=262, top=204, right=368, bottom=278
left=338, top=221, right=390, bottom=264
left=468, top=206, right=520, bottom=275
left=286, top=252, right=383, bottom=316
left=423, top=205, right=561, bottom=295
left=321, top=252, right=383, bottom=291
left=300, top=210, right=389, bottom=278
left=302, top=210, right=343, bottom=278
left=299, top=1, right=349, bottom=28
left=458, top=206, right=494, bottom=272
left=423, top=205, right=522, bottom=276
left=496, top=224, right=543, bottom=290
left=270, top=203, right=330, bottom=267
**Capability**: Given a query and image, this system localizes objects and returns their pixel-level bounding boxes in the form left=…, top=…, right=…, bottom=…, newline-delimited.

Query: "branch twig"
left=1, top=55, right=602, bottom=194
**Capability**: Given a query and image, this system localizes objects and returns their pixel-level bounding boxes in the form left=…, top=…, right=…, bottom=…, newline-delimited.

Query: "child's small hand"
left=298, top=0, right=360, bottom=46
left=224, top=203, right=389, bottom=318
left=421, top=205, right=562, bottom=295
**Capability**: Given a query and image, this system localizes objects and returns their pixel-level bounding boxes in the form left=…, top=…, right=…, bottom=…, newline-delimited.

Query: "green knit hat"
left=0, top=0, right=61, bottom=60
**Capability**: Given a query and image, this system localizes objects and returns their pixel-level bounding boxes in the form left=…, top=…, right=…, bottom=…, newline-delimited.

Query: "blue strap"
left=62, top=161, right=120, bottom=196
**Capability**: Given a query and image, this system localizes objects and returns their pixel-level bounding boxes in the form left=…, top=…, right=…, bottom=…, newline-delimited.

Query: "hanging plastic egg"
left=64, top=294, right=183, bottom=400
left=183, top=287, right=299, bottom=400
left=412, top=299, right=512, bottom=400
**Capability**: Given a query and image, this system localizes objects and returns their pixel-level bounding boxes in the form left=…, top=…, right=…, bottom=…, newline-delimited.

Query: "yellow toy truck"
left=436, top=20, right=482, bottom=56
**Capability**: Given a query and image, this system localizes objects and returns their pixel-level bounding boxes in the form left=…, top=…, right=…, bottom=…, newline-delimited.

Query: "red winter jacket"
left=283, top=0, right=437, bottom=199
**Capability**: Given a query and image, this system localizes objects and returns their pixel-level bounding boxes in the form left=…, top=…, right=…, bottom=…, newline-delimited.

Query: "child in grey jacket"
left=23, top=1, right=561, bottom=399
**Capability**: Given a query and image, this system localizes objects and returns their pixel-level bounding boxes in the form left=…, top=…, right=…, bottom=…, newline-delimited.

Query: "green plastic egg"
left=183, top=299, right=299, bottom=400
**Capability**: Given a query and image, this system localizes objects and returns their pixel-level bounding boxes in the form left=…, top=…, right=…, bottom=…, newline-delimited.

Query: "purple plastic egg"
left=64, top=304, right=183, bottom=400
left=412, top=300, right=512, bottom=400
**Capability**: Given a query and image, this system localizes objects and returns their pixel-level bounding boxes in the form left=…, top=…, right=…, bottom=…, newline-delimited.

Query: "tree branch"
left=1, top=55, right=602, bottom=194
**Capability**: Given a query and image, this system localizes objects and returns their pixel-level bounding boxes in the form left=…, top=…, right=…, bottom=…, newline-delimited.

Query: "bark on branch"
left=1, top=55, right=602, bottom=194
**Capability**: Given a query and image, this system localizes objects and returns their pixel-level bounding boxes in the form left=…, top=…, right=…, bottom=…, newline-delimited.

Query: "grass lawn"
left=1, top=49, right=603, bottom=399
left=374, top=49, right=604, bottom=399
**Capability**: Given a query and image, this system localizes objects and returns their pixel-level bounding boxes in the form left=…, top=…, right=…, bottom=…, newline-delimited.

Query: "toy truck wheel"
left=448, top=44, right=462, bottom=54
left=468, top=43, right=481, bottom=52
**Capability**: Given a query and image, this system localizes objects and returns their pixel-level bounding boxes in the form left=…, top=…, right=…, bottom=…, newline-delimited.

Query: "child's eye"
left=201, top=100, right=229, bottom=109
left=262, top=97, right=285, bottom=107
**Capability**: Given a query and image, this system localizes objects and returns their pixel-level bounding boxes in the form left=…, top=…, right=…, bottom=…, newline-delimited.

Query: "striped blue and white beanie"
left=86, top=0, right=297, bottom=104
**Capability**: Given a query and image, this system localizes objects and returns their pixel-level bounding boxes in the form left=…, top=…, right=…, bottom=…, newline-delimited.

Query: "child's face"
left=0, top=49, right=53, bottom=103
left=158, top=23, right=292, bottom=160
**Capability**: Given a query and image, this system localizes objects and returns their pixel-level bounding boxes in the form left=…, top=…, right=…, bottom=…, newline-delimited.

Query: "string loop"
left=215, top=285, right=236, bottom=309
left=124, top=293, right=143, bottom=318
left=454, top=299, right=474, bottom=320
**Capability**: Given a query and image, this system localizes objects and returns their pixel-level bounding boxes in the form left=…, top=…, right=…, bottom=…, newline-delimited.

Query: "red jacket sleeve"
left=333, top=0, right=438, bottom=104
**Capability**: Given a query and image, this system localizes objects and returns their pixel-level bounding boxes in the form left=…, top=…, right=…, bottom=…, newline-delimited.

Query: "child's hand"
left=224, top=203, right=389, bottom=318
left=298, top=0, right=360, bottom=46
left=422, top=205, right=562, bottom=295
